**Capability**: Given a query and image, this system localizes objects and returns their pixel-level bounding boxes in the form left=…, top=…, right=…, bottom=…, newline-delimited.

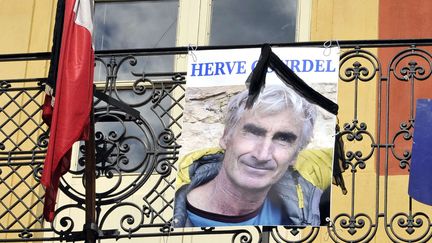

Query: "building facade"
left=1, top=0, right=432, bottom=242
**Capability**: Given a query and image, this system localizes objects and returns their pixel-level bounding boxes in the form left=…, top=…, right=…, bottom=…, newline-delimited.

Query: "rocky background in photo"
left=178, top=83, right=338, bottom=157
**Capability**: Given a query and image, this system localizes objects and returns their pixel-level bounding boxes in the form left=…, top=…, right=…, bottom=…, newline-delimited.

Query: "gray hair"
left=224, top=85, right=317, bottom=150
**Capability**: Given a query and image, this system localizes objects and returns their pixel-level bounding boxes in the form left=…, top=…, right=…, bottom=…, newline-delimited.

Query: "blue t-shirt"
left=186, top=198, right=282, bottom=227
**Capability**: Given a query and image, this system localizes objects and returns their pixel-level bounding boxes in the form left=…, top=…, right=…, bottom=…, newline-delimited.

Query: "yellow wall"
left=310, top=1, right=432, bottom=242
left=0, top=0, right=56, bottom=239
left=310, top=1, right=381, bottom=241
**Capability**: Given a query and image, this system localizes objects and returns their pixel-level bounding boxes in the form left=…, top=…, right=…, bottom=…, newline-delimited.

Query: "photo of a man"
left=173, top=85, right=327, bottom=227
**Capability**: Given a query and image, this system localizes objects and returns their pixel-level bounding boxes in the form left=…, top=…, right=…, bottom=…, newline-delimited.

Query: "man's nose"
left=254, top=138, right=273, bottom=162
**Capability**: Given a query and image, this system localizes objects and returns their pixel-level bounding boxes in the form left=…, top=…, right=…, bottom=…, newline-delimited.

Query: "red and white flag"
left=41, top=0, right=94, bottom=222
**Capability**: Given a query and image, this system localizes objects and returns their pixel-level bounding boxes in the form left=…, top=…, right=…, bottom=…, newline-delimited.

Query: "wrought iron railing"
left=1, top=39, right=432, bottom=242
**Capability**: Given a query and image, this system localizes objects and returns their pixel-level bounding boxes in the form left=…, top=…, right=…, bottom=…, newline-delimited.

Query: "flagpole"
left=84, top=104, right=97, bottom=243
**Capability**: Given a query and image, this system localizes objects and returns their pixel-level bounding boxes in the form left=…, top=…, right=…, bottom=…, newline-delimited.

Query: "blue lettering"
left=236, top=61, right=246, bottom=74
left=191, top=59, right=336, bottom=77
left=214, top=62, right=225, bottom=75
left=204, top=62, right=214, bottom=76
left=225, top=62, right=236, bottom=74
left=191, top=63, right=203, bottom=76
left=290, top=60, right=301, bottom=72
left=302, top=59, right=314, bottom=72
left=326, top=60, right=336, bottom=72
left=315, top=60, right=325, bottom=72
left=251, top=60, right=258, bottom=70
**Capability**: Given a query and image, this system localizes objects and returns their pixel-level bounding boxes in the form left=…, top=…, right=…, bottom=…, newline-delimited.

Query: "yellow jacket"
left=176, top=147, right=333, bottom=191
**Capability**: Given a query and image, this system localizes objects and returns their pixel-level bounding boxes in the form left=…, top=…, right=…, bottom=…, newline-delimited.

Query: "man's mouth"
left=240, top=160, right=275, bottom=171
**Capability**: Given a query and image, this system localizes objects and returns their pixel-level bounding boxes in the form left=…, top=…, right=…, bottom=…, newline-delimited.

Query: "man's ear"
left=219, top=128, right=230, bottom=149
left=219, top=135, right=227, bottom=149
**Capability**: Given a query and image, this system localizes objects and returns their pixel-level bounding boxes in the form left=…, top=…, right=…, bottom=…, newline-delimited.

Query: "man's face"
left=219, top=107, right=304, bottom=192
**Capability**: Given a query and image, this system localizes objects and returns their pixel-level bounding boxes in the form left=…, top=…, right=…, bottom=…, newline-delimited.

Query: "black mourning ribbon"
left=93, top=89, right=140, bottom=119
left=245, top=44, right=346, bottom=193
left=46, top=0, right=65, bottom=95
left=245, top=44, right=339, bottom=115
left=333, top=123, right=347, bottom=194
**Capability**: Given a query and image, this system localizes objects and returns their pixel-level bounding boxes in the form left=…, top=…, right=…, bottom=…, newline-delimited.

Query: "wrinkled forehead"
left=247, top=103, right=302, bottom=120
left=236, top=106, right=303, bottom=130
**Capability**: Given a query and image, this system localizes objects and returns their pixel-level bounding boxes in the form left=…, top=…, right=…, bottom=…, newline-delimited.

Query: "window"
left=93, top=0, right=178, bottom=77
left=94, top=1, right=177, bottom=50
left=209, top=0, right=298, bottom=45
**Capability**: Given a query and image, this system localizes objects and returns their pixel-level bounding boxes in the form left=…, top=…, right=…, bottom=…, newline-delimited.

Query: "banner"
left=174, top=47, right=339, bottom=227
left=187, top=47, right=339, bottom=87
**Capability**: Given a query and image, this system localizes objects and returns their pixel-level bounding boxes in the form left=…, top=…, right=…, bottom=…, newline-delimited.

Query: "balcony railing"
left=1, top=39, right=432, bottom=242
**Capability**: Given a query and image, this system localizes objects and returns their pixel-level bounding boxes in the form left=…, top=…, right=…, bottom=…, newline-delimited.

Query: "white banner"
left=176, top=46, right=339, bottom=228
left=187, top=47, right=340, bottom=87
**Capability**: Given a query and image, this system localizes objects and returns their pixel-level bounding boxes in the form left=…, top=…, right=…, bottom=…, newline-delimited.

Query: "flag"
left=41, top=0, right=95, bottom=222
left=408, top=99, right=432, bottom=205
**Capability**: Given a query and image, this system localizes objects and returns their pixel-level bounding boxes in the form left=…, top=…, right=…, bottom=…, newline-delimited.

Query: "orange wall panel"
left=378, top=0, right=432, bottom=175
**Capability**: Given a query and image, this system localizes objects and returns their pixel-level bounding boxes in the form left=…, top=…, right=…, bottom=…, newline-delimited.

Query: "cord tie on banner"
left=323, top=39, right=341, bottom=56
left=188, top=44, right=198, bottom=63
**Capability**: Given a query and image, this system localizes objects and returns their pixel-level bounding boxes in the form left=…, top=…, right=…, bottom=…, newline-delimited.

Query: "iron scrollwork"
left=383, top=46, right=432, bottom=243
left=3, top=42, right=432, bottom=242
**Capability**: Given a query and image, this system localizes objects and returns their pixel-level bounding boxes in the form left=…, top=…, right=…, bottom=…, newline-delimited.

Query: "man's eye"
left=274, top=134, right=296, bottom=145
left=277, top=137, right=291, bottom=144
left=248, top=130, right=262, bottom=136
left=242, top=130, right=261, bottom=137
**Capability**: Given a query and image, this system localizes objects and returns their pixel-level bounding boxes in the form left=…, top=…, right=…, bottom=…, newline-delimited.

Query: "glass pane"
left=210, top=0, right=297, bottom=45
left=93, top=1, right=179, bottom=76
left=94, top=1, right=178, bottom=50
